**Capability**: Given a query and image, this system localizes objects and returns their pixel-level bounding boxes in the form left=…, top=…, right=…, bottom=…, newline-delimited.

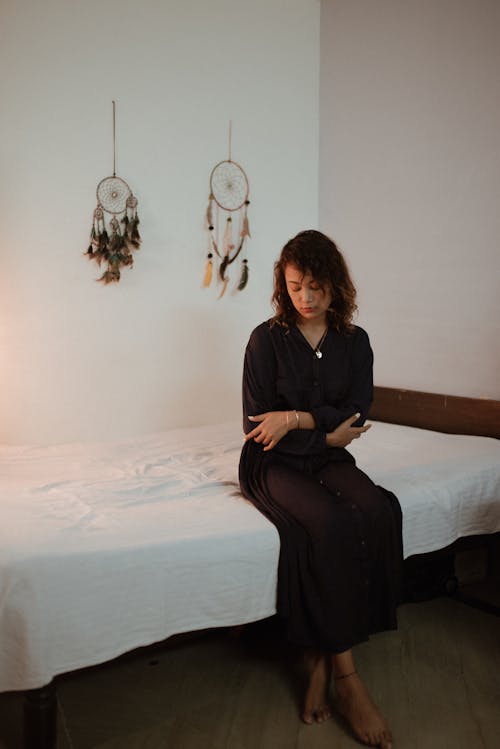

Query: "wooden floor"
left=0, top=597, right=499, bottom=749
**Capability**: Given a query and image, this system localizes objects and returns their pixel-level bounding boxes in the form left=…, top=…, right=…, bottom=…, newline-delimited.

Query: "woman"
left=238, top=230, right=403, bottom=749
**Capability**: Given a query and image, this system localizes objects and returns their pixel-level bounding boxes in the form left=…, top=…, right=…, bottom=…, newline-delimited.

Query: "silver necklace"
left=314, top=328, right=328, bottom=359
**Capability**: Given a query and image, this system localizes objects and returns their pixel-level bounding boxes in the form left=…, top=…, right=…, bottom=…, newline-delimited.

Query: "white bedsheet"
left=1, top=421, right=499, bottom=692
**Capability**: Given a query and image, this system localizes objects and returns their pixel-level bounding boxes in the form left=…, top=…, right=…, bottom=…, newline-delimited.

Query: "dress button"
left=336, top=490, right=341, bottom=497
left=361, top=540, right=366, bottom=546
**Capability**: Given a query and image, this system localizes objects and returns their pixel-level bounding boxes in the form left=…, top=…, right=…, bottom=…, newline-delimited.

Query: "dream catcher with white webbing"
left=202, top=123, right=250, bottom=297
left=85, top=101, right=141, bottom=284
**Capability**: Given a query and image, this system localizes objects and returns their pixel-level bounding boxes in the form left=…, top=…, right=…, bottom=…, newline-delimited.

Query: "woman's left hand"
left=245, top=411, right=290, bottom=451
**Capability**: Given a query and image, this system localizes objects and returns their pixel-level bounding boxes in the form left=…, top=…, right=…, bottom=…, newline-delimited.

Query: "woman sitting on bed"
left=239, top=230, right=403, bottom=749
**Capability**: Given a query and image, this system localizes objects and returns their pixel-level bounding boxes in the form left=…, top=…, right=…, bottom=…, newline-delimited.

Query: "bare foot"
left=302, top=651, right=332, bottom=724
left=335, top=672, right=392, bottom=748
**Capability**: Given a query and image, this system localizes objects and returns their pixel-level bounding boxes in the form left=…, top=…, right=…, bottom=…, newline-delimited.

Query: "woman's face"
left=284, top=263, right=332, bottom=324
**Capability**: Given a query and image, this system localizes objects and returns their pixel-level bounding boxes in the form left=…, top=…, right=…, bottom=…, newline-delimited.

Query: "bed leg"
left=23, top=682, right=57, bottom=749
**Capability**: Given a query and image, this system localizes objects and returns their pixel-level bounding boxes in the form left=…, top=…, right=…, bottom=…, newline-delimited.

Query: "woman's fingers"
left=251, top=428, right=280, bottom=449
left=245, top=426, right=261, bottom=440
left=342, top=412, right=361, bottom=427
left=349, top=424, right=372, bottom=437
left=329, top=422, right=373, bottom=448
left=263, top=439, right=277, bottom=451
left=246, top=411, right=289, bottom=450
left=254, top=431, right=273, bottom=448
left=253, top=429, right=274, bottom=445
left=246, top=425, right=271, bottom=442
left=353, top=426, right=370, bottom=435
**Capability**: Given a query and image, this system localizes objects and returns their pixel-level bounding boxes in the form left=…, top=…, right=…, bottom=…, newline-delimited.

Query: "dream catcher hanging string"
left=85, top=101, right=141, bottom=284
left=203, top=121, right=250, bottom=297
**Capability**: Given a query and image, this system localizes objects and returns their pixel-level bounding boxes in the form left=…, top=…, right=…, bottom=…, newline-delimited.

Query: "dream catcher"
left=203, top=122, right=250, bottom=297
left=85, top=101, right=141, bottom=284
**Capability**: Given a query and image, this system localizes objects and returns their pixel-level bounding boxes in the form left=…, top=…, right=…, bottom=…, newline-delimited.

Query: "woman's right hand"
left=326, top=413, right=372, bottom=448
left=245, top=411, right=291, bottom=451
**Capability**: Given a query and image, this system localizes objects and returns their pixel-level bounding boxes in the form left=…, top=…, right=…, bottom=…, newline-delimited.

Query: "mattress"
left=1, top=421, right=499, bottom=692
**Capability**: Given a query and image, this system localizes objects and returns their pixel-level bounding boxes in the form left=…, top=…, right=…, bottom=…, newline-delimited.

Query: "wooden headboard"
left=370, top=387, right=500, bottom=440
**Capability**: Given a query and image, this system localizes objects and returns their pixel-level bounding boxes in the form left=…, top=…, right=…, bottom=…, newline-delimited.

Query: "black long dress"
left=238, top=320, right=403, bottom=653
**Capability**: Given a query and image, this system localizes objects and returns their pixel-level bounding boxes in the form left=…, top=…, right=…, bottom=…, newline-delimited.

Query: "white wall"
left=320, top=0, right=500, bottom=398
left=0, top=0, right=320, bottom=443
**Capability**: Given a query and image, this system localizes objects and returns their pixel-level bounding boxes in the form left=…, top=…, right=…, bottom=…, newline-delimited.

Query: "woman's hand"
left=326, top=413, right=372, bottom=448
left=245, top=411, right=291, bottom=451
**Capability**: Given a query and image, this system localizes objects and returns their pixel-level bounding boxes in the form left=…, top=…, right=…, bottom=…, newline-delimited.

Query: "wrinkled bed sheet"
left=1, top=421, right=499, bottom=691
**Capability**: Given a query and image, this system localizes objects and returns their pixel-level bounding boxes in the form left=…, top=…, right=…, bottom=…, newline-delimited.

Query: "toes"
left=364, top=729, right=385, bottom=746
left=315, top=706, right=331, bottom=723
left=378, top=731, right=393, bottom=749
left=302, top=706, right=332, bottom=725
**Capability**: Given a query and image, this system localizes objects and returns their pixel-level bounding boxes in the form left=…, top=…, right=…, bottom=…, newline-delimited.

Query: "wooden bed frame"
left=370, top=386, right=500, bottom=440
left=369, top=387, right=500, bottom=610
left=21, top=387, right=500, bottom=749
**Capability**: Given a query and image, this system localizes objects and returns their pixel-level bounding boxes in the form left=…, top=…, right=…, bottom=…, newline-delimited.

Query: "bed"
left=1, top=387, right=499, bottom=749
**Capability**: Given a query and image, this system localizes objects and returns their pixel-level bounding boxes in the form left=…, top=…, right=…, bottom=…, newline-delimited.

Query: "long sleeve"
left=242, top=324, right=327, bottom=456
left=310, top=327, right=373, bottom=432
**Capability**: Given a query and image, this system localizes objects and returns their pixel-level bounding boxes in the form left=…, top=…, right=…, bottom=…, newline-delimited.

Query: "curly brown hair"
left=271, top=230, right=357, bottom=333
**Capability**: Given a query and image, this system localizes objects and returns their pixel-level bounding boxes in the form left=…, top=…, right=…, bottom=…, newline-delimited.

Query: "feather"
left=202, top=255, right=213, bottom=287
left=123, top=236, right=137, bottom=253
left=241, top=214, right=251, bottom=238
left=238, top=260, right=249, bottom=291
left=126, top=217, right=141, bottom=246
left=217, top=277, right=229, bottom=299
left=108, top=232, right=125, bottom=254
left=97, top=230, right=109, bottom=254
left=206, top=195, right=213, bottom=226
left=222, top=217, right=233, bottom=255
left=98, top=268, right=121, bottom=284
left=219, top=254, right=229, bottom=281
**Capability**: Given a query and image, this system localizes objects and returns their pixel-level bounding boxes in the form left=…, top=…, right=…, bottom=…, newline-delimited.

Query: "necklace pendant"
left=315, top=350, right=323, bottom=359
